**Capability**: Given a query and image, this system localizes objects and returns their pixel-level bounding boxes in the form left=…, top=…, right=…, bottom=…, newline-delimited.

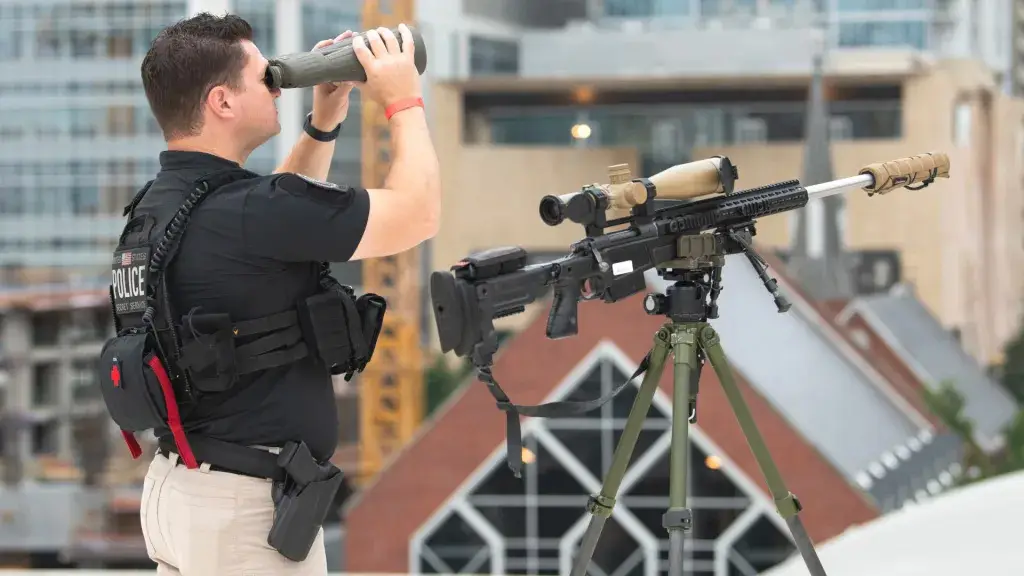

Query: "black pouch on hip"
left=97, top=329, right=170, bottom=432
left=267, top=441, right=345, bottom=562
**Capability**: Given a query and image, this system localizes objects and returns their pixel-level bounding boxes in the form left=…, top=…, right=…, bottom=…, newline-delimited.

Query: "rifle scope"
left=539, top=156, right=739, bottom=227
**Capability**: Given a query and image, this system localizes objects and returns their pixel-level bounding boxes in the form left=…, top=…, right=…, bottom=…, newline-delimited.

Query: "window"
left=838, top=21, right=928, bottom=50
left=31, top=311, right=62, bottom=347
left=604, top=0, right=691, bottom=17
left=106, top=32, right=133, bottom=58
left=837, top=0, right=927, bottom=10
left=31, top=363, right=59, bottom=407
left=71, top=30, right=99, bottom=58
left=469, top=36, right=520, bottom=76
left=871, top=257, right=894, bottom=289
left=483, top=100, right=900, bottom=152
left=301, top=4, right=360, bottom=51
left=829, top=116, right=853, bottom=141
left=71, top=359, right=100, bottom=402
left=412, top=345, right=795, bottom=575
left=734, top=117, right=767, bottom=144
left=651, top=120, right=680, bottom=164
left=234, top=0, right=276, bottom=55
left=106, top=105, right=136, bottom=136
left=31, top=419, right=60, bottom=455
left=701, top=0, right=757, bottom=17
left=1017, top=119, right=1024, bottom=163
left=953, top=101, right=972, bottom=147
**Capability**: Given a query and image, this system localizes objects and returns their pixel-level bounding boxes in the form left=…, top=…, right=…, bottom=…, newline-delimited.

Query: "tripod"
left=569, top=266, right=828, bottom=576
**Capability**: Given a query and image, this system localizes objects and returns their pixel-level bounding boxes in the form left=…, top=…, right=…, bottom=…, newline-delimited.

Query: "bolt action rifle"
left=429, top=151, right=949, bottom=576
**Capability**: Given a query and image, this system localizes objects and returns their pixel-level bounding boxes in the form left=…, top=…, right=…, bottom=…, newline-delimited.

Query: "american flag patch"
left=121, top=252, right=132, bottom=266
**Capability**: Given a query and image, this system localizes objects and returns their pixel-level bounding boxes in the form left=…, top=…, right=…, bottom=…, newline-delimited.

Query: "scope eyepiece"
left=539, top=195, right=567, bottom=226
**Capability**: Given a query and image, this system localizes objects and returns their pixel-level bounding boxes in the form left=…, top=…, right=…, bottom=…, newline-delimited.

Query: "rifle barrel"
left=805, top=174, right=874, bottom=200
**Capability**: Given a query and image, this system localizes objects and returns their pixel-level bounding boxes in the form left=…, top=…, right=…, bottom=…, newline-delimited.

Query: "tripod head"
left=643, top=224, right=792, bottom=325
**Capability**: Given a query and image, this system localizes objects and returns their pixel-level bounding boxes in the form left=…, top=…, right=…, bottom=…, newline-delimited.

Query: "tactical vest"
left=98, top=169, right=386, bottom=468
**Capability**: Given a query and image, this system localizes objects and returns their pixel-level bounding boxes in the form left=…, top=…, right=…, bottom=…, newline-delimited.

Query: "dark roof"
left=810, top=297, right=943, bottom=427
left=838, top=284, right=1019, bottom=451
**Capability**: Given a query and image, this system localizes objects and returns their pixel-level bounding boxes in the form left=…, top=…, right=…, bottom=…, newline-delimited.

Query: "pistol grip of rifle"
left=546, top=284, right=580, bottom=339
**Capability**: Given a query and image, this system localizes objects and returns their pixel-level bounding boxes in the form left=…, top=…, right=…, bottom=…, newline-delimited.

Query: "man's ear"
left=206, top=85, right=235, bottom=120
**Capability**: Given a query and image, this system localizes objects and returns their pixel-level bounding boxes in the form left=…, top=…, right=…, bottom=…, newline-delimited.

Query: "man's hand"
left=310, top=30, right=356, bottom=131
left=346, top=23, right=439, bottom=262
left=352, top=24, right=421, bottom=111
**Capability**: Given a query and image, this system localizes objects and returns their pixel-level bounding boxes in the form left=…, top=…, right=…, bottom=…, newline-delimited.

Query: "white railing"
left=0, top=572, right=452, bottom=576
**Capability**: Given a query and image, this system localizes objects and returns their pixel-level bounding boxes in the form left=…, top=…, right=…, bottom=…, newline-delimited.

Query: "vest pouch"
left=296, top=290, right=358, bottom=374
left=178, top=312, right=238, bottom=393
left=355, top=293, right=386, bottom=368
left=97, top=330, right=170, bottom=433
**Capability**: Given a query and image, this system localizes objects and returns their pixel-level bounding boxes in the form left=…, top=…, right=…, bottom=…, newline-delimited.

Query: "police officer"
left=118, top=12, right=439, bottom=576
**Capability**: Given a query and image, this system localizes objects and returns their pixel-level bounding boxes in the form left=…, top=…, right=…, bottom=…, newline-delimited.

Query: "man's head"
left=141, top=12, right=280, bottom=157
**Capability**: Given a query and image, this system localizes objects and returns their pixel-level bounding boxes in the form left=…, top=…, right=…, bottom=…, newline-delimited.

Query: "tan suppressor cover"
left=858, top=152, right=950, bottom=195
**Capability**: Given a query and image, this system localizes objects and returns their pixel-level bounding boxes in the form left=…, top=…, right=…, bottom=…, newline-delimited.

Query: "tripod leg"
left=666, top=324, right=701, bottom=576
left=569, top=327, right=671, bottom=576
left=697, top=324, right=828, bottom=576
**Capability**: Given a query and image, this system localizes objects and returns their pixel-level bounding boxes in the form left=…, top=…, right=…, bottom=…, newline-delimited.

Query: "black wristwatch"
left=303, top=112, right=341, bottom=142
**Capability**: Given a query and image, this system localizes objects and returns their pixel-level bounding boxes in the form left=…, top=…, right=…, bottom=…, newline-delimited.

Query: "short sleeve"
left=242, top=173, right=370, bottom=262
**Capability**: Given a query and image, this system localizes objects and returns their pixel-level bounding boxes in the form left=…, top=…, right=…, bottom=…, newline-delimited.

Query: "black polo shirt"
left=136, top=150, right=370, bottom=461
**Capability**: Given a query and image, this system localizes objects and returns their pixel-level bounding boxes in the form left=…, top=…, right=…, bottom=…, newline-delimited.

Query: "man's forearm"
left=383, top=108, right=441, bottom=230
left=273, top=116, right=338, bottom=181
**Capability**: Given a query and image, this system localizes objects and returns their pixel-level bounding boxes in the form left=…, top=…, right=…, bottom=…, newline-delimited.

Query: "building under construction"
left=1, top=0, right=1023, bottom=572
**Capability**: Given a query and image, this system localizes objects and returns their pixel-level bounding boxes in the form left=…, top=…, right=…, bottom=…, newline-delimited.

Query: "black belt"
left=158, top=436, right=286, bottom=483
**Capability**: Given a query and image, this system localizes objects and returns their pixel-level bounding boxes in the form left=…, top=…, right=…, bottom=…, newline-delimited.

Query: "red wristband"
left=385, top=97, right=424, bottom=120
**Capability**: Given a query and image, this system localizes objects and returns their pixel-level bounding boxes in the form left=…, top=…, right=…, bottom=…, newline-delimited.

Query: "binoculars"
left=265, top=25, right=428, bottom=90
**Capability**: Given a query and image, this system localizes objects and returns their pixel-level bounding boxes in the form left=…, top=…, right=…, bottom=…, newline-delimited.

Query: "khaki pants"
left=140, top=449, right=328, bottom=576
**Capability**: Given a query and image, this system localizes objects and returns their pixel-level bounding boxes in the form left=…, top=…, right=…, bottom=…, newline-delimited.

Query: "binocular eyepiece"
left=265, top=25, right=428, bottom=90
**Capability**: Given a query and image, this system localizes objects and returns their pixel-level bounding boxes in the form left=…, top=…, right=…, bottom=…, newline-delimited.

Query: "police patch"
left=275, top=172, right=357, bottom=208
left=111, top=247, right=151, bottom=315
left=295, top=173, right=341, bottom=191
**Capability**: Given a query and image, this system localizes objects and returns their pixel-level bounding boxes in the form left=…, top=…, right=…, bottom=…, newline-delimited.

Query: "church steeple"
left=787, top=20, right=855, bottom=300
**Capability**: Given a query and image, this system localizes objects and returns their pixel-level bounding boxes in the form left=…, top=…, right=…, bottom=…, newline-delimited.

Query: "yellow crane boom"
left=356, top=0, right=423, bottom=485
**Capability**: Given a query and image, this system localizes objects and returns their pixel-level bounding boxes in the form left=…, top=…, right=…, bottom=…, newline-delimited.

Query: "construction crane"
left=356, top=0, right=424, bottom=485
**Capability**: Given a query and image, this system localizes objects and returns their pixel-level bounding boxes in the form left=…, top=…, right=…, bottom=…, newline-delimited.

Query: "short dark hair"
left=141, top=12, right=254, bottom=140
